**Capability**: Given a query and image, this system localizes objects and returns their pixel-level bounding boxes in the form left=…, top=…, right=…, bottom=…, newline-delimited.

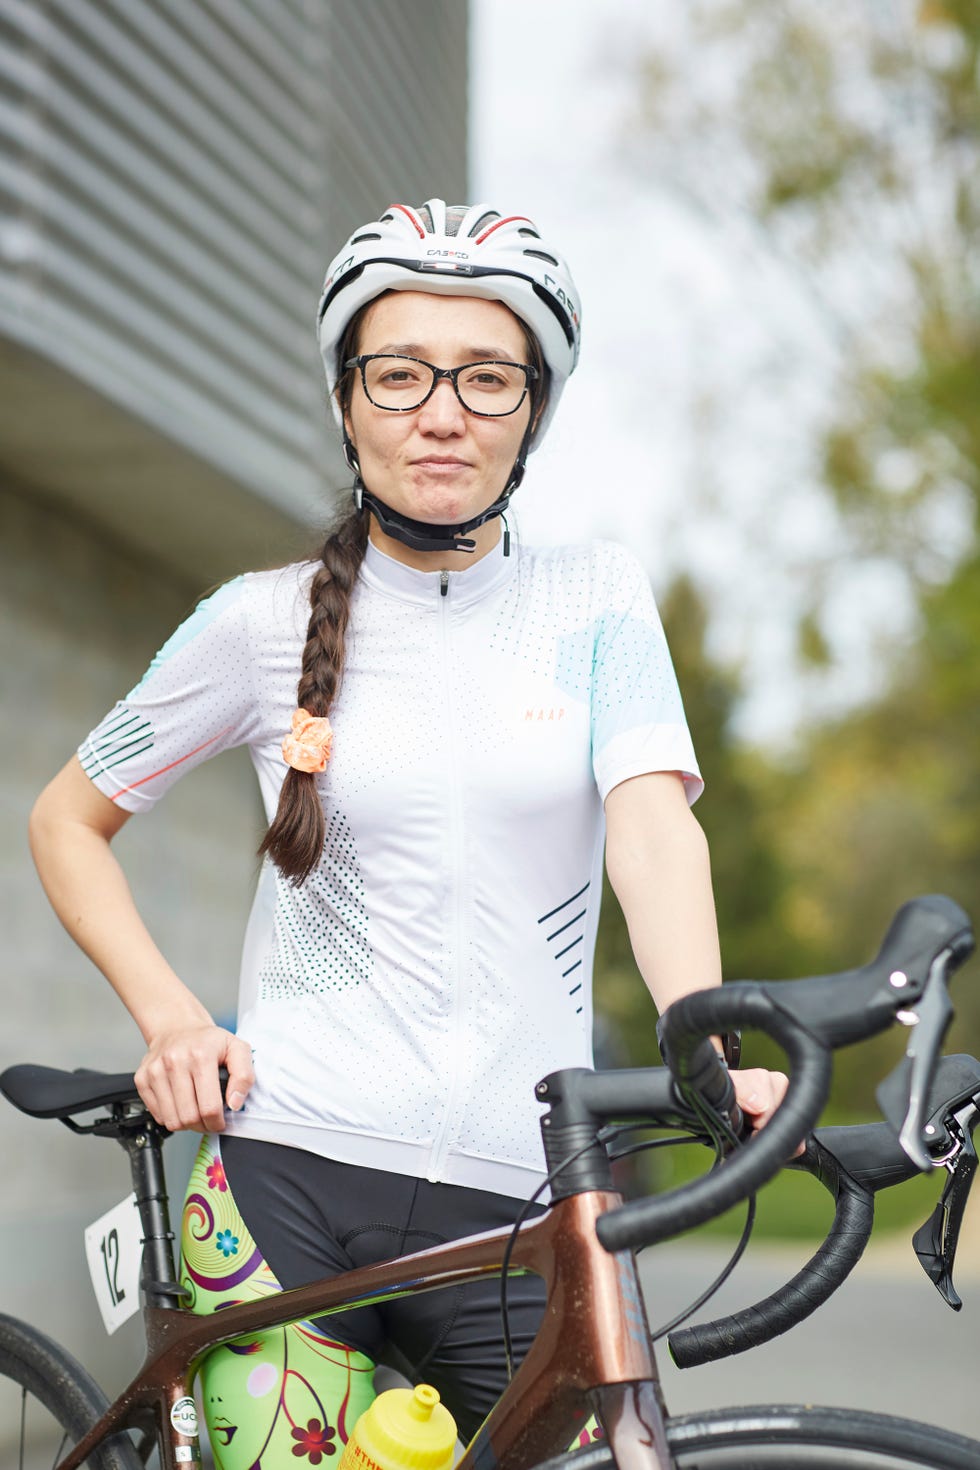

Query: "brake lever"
left=911, top=1100, right=979, bottom=1311
left=875, top=938, right=971, bottom=1170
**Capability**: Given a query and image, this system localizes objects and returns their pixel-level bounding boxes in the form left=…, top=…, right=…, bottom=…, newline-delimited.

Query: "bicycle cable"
left=498, top=1123, right=719, bottom=1380
left=597, top=1124, right=759, bottom=1342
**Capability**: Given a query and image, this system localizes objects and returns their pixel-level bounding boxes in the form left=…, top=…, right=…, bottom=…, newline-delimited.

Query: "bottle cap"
left=364, top=1385, right=457, bottom=1470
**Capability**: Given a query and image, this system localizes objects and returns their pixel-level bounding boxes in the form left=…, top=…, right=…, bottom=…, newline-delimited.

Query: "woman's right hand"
left=135, top=1023, right=255, bottom=1133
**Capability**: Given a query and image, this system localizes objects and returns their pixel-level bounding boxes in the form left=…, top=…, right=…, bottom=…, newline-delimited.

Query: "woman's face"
left=343, top=291, right=533, bottom=555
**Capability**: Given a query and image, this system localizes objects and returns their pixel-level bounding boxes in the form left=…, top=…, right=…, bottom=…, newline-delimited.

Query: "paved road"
left=639, top=1238, right=980, bottom=1440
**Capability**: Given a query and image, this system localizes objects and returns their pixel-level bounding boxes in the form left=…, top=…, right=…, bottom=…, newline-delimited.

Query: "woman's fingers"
left=135, top=1025, right=252, bottom=1132
left=222, top=1034, right=255, bottom=1114
left=732, top=1066, right=805, bottom=1155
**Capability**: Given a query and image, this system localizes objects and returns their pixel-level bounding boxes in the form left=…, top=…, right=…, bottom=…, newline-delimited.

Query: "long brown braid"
left=258, top=312, right=369, bottom=885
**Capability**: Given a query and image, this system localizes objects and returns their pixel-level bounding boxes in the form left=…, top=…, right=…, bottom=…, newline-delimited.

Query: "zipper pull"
left=440, top=569, right=449, bottom=598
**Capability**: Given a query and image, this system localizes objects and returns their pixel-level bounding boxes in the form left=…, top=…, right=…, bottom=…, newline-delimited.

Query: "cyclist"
left=29, top=199, right=789, bottom=1467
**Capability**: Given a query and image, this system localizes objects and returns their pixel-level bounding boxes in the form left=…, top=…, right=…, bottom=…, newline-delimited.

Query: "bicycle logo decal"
left=170, top=1395, right=199, bottom=1437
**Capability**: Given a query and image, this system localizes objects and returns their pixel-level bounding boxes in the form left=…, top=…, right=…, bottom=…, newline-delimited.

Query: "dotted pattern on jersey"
left=487, top=544, right=596, bottom=680
left=258, top=808, right=371, bottom=1000
left=327, top=589, right=448, bottom=796
left=486, top=543, right=683, bottom=757
left=555, top=611, right=683, bottom=753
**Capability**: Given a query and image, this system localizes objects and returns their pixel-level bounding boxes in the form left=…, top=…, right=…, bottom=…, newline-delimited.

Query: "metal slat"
left=0, top=0, right=468, bottom=555
left=0, top=69, right=307, bottom=352
left=0, top=203, right=316, bottom=451
left=98, top=0, right=319, bottom=170
left=166, top=0, right=323, bottom=113
left=49, top=0, right=314, bottom=202
left=0, top=143, right=312, bottom=420
left=10, top=0, right=316, bottom=247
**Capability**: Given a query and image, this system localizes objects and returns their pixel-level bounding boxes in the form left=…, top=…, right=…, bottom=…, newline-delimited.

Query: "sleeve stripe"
left=107, top=728, right=235, bottom=803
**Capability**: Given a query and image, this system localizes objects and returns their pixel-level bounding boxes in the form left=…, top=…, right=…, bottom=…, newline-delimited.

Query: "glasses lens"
left=361, top=357, right=529, bottom=414
left=362, top=356, right=435, bottom=410
left=455, top=362, right=528, bottom=415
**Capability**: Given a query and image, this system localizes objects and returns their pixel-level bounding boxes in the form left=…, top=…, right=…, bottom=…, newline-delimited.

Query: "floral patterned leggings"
left=180, top=1138, right=377, bottom=1469
left=180, top=1137, right=602, bottom=1468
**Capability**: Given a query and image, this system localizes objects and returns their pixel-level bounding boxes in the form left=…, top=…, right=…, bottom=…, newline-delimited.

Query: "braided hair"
left=258, top=313, right=369, bottom=885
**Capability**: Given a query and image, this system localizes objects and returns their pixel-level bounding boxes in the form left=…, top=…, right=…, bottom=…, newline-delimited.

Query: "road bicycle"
left=3, top=892, right=980, bottom=1470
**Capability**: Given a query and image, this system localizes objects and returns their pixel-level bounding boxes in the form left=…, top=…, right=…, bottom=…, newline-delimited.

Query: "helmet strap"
left=344, top=420, right=532, bottom=558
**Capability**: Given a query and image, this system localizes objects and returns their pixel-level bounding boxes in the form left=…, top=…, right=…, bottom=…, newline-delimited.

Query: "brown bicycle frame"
left=58, top=1188, right=676, bottom=1470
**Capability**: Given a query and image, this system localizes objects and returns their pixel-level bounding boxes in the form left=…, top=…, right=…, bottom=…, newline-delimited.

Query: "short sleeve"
left=584, top=546, right=703, bottom=804
left=77, top=576, right=257, bottom=812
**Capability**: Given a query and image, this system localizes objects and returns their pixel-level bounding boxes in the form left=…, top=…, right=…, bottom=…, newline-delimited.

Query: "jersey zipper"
left=429, top=571, right=467, bottom=1181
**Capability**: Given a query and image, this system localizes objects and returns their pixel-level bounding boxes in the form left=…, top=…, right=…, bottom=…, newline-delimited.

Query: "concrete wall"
left=0, top=475, right=273, bottom=1386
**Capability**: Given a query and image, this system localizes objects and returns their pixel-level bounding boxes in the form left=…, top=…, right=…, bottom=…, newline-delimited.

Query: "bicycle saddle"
left=0, top=1064, right=140, bottom=1119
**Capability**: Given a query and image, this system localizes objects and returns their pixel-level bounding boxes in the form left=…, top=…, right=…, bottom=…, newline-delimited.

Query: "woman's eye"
left=379, top=369, right=420, bottom=387
left=464, top=368, right=508, bottom=390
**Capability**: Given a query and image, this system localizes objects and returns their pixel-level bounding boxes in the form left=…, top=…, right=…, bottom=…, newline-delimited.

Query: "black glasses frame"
left=344, top=353, right=538, bottom=417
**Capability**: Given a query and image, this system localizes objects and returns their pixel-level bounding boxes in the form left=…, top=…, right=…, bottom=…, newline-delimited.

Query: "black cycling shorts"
left=220, top=1136, right=547, bottom=1441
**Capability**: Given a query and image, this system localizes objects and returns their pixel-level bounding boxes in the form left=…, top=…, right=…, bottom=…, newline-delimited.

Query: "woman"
left=30, top=200, right=786, bottom=1466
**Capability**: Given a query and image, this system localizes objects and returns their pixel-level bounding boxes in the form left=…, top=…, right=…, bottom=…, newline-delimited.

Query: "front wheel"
left=540, top=1404, right=980, bottom=1469
left=0, top=1312, right=143, bottom=1470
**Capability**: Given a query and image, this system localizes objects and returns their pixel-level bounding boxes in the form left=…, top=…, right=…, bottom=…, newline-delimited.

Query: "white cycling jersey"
left=79, top=537, right=701, bottom=1198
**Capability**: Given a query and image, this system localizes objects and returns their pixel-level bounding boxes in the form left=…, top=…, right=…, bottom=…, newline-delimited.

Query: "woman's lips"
left=412, top=457, right=470, bottom=473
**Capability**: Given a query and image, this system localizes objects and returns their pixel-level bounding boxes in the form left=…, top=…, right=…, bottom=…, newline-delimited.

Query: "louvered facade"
left=0, top=0, right=468, bottom=580
left=0, top=0, right=468, bottom=1396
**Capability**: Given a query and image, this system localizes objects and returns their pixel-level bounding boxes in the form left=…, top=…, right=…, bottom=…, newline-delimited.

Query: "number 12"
left=100, top=1228, right=126, bottom=1307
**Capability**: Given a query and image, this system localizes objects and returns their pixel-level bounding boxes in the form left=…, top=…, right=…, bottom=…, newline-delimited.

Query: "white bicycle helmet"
left=317, top=199, right=581, bottom=448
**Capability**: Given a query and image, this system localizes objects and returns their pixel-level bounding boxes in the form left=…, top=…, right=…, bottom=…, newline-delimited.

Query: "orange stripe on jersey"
left=109, top=729, right=234, bottom=801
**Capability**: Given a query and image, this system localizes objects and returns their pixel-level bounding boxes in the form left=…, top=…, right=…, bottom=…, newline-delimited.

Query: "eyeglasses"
left=344, top=354, right=538, bottom=417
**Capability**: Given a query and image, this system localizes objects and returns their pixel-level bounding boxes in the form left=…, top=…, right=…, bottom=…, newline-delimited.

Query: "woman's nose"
left=417, top=377, right=466, bottom=434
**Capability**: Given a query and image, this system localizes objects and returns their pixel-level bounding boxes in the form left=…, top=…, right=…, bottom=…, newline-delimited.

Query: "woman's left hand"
left=731, top=1066, right=804, bottom=1155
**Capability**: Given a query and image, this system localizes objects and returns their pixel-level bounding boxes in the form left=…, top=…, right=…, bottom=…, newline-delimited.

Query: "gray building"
left=0, top=0, right=468, bottom=1410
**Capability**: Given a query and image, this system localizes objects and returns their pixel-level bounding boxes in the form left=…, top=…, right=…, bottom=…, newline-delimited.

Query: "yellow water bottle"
left=338, top=1384, right=457, bottom=1470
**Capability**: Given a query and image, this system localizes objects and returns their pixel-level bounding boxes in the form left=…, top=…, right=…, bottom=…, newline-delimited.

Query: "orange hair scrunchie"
left=281, top=708, right=333, bottom=774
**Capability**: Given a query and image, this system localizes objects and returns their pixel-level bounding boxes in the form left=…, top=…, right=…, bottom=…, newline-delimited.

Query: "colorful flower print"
left=291, top=1418, right=337, bottom=1462
left=216, top=1229, right=240, bottom=1258
left=206, top=1157, right=228, bottom=1191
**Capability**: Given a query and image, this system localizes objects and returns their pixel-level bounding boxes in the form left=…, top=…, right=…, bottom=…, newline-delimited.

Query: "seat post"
left=118, top=1118, right=188, bottom=1313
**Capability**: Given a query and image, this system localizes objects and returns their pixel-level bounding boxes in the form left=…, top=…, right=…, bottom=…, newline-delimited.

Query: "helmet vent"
left=523, top=248, right=559, bottom=266
left=417, top=203, right=435, bottom=231
left=351, top=232, right=382, bottom=245
left=518, top=227, right=542, bottom=239
left=466, top=209, right=500, bottom=238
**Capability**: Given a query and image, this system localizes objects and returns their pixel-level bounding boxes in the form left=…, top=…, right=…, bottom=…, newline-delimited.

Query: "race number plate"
left=84, top=1193, right=143, bottom=1334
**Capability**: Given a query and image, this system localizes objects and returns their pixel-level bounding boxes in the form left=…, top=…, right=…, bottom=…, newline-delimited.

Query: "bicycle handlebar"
left=668, top=1052, right=980, bottom=1365
left=667, top=1129, right=876, bottom=1367
left=596, top=894, right=973, bottom=1255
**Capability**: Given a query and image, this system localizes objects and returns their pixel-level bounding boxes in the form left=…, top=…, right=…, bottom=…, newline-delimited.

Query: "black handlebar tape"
left=597, top=986, right=832, bottom=1253
left=667, top=1134, right=874, bottom=1367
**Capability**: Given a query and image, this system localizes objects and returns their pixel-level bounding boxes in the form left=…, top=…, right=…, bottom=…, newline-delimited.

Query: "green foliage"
left=595, top=6, right=980, bottom=1242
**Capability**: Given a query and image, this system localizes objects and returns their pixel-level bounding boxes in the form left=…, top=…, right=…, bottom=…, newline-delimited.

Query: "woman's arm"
left=604, top=770, right=788, bottom=1133
left=29, top=755, right=254, bottom=1132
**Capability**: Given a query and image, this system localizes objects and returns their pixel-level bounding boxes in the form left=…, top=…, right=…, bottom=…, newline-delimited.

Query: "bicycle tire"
left=0, top=1312, right=143, bottom=1470
left=535, top=1404, right=980, bottom=1468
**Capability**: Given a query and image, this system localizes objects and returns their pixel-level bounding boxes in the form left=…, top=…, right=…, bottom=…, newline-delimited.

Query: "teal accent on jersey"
left=127, top=577, right=246, bottom=697
left=555, top=612, right=685, bottom=755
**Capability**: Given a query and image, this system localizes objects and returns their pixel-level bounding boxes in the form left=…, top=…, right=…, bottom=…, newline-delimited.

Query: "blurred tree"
left=603, top=1, right=980, bottom=1117
left=627, top=0, right=979, bottom=621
